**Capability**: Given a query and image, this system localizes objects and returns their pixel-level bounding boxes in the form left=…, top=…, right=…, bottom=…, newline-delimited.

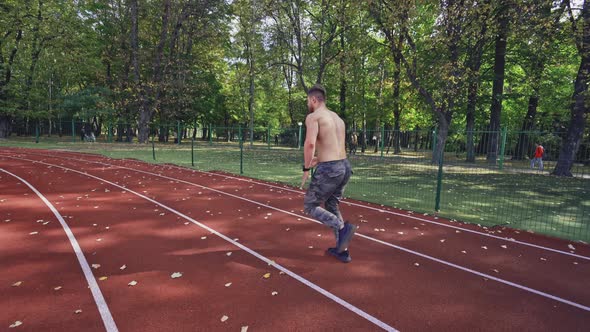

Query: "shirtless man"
left=300, top=84, right=356, bottom=263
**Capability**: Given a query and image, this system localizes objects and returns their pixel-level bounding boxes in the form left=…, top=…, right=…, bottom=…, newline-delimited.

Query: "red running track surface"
left=1, top=147, right=589, bottom=331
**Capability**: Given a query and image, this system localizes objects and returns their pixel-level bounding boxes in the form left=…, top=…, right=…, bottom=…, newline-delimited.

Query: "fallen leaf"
left=461, top=250, right=467, bottom=254
left=99, top=276, right=108, bottom=281
left=74, top=309, right=82, bottom=314
left=220, top=315, right=228, bottom=322
left=568, top=244, right=576, bottom=251
left=9, top=321, right=23, bottom=328
left=171, top=272, right=183, bottom=279
left=481, top=246, right=488, bottom=250
left=29, top=232, right=38, bottom=235
left=96, top=238, right=102, bottom=242
left=271, top=291, right=278, bottom=296
left=91, top=264, right=101, bottom=269
left=54, top=286, right=62, bottom=291
left=279, top=271, right=286, bottom=275
left=414, top=263, right=420, bottom=267
left=501, top=245, right=508, bottom=249
left=440, top=239, right=446, bottom=243
left=225, top=282, right=232, bottom=287
left=120, top=265, right=127, bottom=270
left=263, top=273, right=271, bottom=279
left=201, top=236, right=207, bottom=240
left=12, top=281, right=22, bottom=287
left=241, top=326, right=249, bottom=332
left=308, top=246, right=314, bottom=249
left=128, top=281, right=138, bottom=286
left=540, top=258, right=547, bottom=261
left=226, top=252, right=232, bottom=257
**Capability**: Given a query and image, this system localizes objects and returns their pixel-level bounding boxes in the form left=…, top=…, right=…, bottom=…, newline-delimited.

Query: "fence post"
left=71, top=119, right=75, bottom=143
left=239, top=125, right=244, bottom=174
left=191, top=135, right=195, bottom=167
left=177, top=121, right=181, bottom=145
left=267, top=124, right=271, bottom=150
left=499, top=127, right=507, bottom=170
left=35, top=122, right=39, bottom=143
left=435, top=150, right=444, bottom=212
left=380, top=125, right=385, bottom=159
left=209, top=124, right=212, bottom=146
left=432, top=128, right=438, bottom=156
left=152, top=128, right=156, bottom=161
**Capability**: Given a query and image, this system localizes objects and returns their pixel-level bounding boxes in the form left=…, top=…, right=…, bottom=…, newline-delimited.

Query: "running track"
left=1, top=147, right=589, bottom=331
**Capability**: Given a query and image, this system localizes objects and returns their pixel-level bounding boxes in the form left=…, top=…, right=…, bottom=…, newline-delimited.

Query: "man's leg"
left=539, top=158, right=544, bottom=171
left=304, top=169, right=345, bottom=231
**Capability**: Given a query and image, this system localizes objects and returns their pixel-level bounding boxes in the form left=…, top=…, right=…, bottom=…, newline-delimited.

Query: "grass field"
left=2, top=138, right=589, bottom=242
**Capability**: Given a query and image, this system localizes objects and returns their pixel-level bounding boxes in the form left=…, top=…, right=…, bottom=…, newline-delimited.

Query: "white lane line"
left=8, top=155, right=590, bottom=313
left=3, top=157, right=397, bottom=331
left=0, top=168, right=119, bottom=332
left=9, top=150, right=589, bottom=261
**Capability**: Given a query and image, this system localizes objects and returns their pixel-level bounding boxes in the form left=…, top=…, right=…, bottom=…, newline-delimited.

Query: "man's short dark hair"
left=307, top=84, right=326, bottom=102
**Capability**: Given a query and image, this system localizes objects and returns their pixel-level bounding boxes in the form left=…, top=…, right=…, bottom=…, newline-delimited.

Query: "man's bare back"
left=305, top=108, right=347, bottom=163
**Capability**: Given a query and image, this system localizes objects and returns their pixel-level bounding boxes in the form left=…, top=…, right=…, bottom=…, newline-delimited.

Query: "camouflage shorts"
left=303, top=159, right=352, bottom=230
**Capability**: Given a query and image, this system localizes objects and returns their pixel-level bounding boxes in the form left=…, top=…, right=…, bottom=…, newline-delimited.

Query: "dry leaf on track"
left=99, top=276, right=108, bottom=281
left=120, top=265, right=127, bottom=270
left=262, top=273, right=271, bottom=279
left=74, top=309, right=82, bottom=314
left=220, top=315, right=229, bottom=322
left=91, top=264, right=101, bottom=269
left=171, top=272, right=183, bottom=279
left=54, top=286, right=62, bottom=291
left=9, top=321, right=23, bottom=328
left=12, top=281, right=22, bottom=287
left=271, top=291, right=278, bottom=296
left=128, top=281, right=138, bottom=286
left=241, top=326, right=249, bottom=332
left=225, top=282, right=232, bottom=287
left=29, top=232, right=38, bottom=235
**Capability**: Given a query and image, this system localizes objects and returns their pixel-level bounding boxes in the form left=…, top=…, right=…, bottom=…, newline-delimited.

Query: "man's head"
left=307, top=84, right=326, bottom=113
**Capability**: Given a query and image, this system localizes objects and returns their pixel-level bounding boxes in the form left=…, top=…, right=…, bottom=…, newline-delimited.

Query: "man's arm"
left=303, top=115, right=318, bottom=169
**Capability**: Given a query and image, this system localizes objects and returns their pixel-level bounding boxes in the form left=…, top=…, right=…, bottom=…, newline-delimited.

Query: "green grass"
left=2, top=138, right=589, bottom=242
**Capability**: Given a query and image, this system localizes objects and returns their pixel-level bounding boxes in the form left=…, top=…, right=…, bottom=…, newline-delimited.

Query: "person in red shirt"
left=531, top=143, right=544, bottom=171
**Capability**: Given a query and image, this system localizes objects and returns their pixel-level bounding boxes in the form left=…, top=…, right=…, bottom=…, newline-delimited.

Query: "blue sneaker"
left=327, top=247, right=351, bottom=263
left=336, top=222, right=356, bottom=253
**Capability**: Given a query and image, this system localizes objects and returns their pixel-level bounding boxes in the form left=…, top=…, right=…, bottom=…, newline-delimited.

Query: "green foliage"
left=0, top=0, right=585, bottom=139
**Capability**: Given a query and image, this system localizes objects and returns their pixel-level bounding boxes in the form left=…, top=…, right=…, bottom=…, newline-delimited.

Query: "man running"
left=300, top=84, right=356, bottom=263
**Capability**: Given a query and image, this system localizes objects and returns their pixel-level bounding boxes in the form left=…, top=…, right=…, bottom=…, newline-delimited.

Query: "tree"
left=553, top=0, right=590, bottom=176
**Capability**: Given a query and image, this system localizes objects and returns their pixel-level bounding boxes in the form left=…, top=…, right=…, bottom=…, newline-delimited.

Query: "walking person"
left=349, top=132, right=358, bottom=155
left=531, top=142, right=545, bottom=171
left=300, top=84, right=357, bottom=263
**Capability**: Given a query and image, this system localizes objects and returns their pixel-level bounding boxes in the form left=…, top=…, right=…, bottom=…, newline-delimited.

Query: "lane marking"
left=0, top=168, right=119, bottom=332
left=17, top=149, right=587, bottom=261
left=4, top=155, right=590, bottom=312
left=1, top=157, right=397, bottom=331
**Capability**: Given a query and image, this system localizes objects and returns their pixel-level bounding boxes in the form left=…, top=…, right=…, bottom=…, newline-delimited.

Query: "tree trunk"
left=513, top=93, right=539, bottom=160
left=553, top=0, right=590, bottom=176
left=0, top=115, right=12, bottom=138
left=433, top=111, right=453, bottom=164
left=487, top=0, right=510, bottom=164
left=465, top=83, right=477, bottom=162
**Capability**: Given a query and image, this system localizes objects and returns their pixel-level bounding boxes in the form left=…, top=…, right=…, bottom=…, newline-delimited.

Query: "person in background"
left=531, top=142, right=544, bottom=171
